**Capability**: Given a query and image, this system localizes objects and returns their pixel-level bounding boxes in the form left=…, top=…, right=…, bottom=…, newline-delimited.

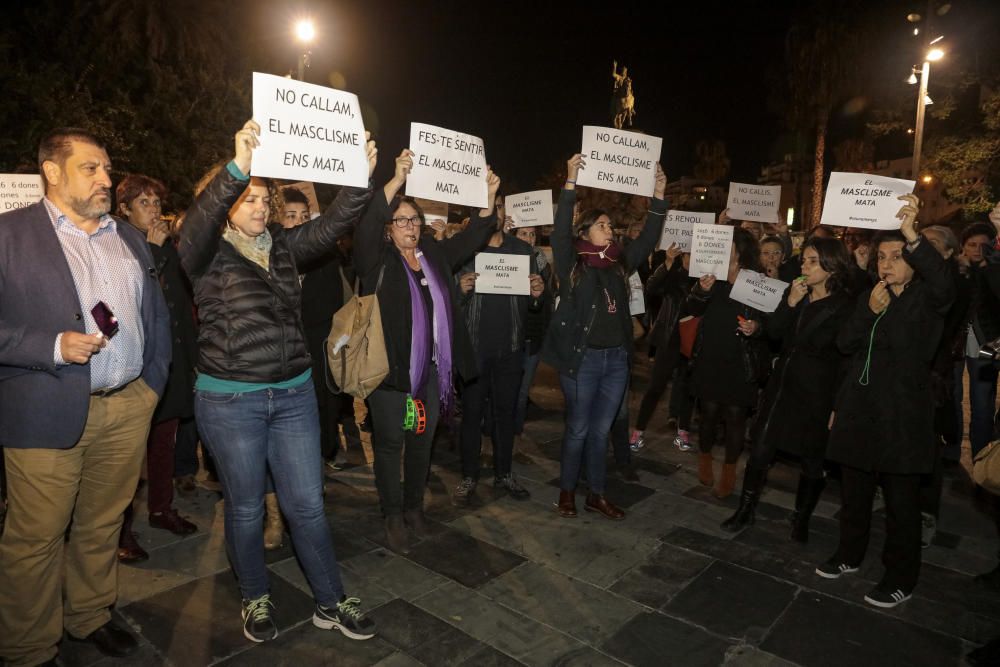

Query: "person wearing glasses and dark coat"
left=354, top=149, right=499, bottom=554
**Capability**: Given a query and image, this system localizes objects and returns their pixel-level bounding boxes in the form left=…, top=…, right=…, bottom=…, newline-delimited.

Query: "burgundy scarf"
left=574, top=239, right=622, bottom=269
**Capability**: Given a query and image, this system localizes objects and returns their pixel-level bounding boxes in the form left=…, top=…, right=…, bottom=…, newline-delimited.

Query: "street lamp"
left=911, top=47, right=943, bottom=177
left=294, top=19, right=316, bottom=81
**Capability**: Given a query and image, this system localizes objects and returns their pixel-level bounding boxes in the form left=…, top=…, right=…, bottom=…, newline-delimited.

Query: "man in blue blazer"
left=0, top=128, right=170, bottom=667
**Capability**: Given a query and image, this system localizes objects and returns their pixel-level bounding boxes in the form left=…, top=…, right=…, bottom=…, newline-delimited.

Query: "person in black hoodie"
left=816, top=194, right=954, bottom=609
left=354, top=149, right=498, bottom=554
left=179, top=121, right=377, bottom=643
left=720, top=237, right=853, bottom=540
left=452, top=225, right=545, bottom=506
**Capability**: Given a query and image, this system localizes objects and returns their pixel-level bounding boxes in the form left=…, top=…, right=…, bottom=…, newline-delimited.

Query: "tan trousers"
left=0, top=379, right=158, bottom=667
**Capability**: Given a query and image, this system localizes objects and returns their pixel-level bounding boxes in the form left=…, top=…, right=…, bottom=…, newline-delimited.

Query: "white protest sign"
left=820, top=172, right=916, bottom=230
left=251, top=72, right=369, bottom=187
left=729, top=269, right=788, bottom=313
left=689, top=223, right=734, bottom=277
left=0, top=174, right=43, bottom=213
left=407, top=123, right=487, bottom=208
left=628, top=271, right=645, bottom=315
left=414, top=198, right=448, bottom=224
left=660, top=210, right=714, bottom=251
left=576, top=126, right=662, bottom=197
left=506, top=190, right=554, bottom=228
left=727, top=182, right=781, bottom=223
left=474, top=253, right=530, bottom=295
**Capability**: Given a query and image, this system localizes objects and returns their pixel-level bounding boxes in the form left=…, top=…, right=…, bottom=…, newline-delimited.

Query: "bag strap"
left=374, top=264, right=386, bottom=294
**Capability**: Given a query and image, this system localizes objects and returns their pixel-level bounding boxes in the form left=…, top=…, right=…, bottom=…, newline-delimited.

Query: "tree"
left=783, top=0, right=873, bottom=229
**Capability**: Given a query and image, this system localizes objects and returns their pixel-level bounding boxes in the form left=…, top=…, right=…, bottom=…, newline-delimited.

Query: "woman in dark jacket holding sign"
left=686, top=227, right=767, bottom=499
left=180, top=121, right=377, bottom=643
left=543, top=153, right=667, bottom=520
left=816, top=194, right=954, bottom=609
left=354, top=149, right=499, bottom=554
left=721, top=237, right=853, bottom=540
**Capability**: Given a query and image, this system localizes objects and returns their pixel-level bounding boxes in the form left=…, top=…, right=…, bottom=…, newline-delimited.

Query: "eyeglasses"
left=392, top=216, right=423, bottom=228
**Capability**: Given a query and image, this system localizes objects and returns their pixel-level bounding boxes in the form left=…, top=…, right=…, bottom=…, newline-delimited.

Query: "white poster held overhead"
left=628, top=271, right=645, bottom=315
left=688, top=223, right=734, bottom=278
left=251, top=72, right=369, bottom=188
left=506, top=190, right=554, bottom=228
left=659, top=210, right=715, bottom=251
left=0, top=174, right=43, bottom=213
left=407, top=123, right=488, bottom=209
left=820, top=172, right=916, bottom=230
left=727, top=182, right=781, bottom=223
left=576, top=126, right=663, bottom=197
left=729, top=269, right=788, bottom=313
left=474, top=253, right=530, bottom=295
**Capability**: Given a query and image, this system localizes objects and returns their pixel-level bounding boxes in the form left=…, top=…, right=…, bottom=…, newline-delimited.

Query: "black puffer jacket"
left=179, top=165, right=372, bottom=383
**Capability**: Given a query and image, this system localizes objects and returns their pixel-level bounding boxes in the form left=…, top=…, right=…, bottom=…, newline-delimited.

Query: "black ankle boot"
left=790, top=475, right=826, bottom=543
left=721, top=465, right=766, bottom=532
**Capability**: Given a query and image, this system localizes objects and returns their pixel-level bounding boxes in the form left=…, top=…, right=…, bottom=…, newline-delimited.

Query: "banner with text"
left=407, top=123, right=488, bottom=209
left=506, top=190, right=554, bottom=228
left=820, top=172, right=916, bottom=230
left=0, top=174, right=43, bottom=213
left=474, top=253, right=530, bottom=295
left=727, top=182, right=781, bottom=223
left=251, top=72, right=369, bottom=187
left=688, top=223, right=734, bottom=277
left=659, top=210, right=714, bottom=251
left=729, top=269, right=788, bottom=313
left=576, top=126, right=662, bottom=197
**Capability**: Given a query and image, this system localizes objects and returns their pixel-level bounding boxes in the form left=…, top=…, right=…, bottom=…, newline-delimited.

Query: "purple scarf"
left=575, top=239, right=622, bottom=269
left=401, top=250, right=454, bottom=414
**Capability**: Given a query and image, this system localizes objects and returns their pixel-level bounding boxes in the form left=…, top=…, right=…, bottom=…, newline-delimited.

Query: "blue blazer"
left=0, top=201, right=171, bottom=448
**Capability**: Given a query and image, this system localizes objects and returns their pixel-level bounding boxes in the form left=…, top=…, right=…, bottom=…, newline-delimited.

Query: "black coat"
left=751, top=291, right=852, bottom=459
left=354, top=191, right=495, bottom=394
left=179, top=166, right=372, bottom=383
left=827, top=240, right=955, bottom=474
left=148, top=239, right=198, bottom=422
left=300, top=245, right=355, bottom=378
left=541, top=188, right=668, bottom=377
left=645, top=260, right=693, bottom=349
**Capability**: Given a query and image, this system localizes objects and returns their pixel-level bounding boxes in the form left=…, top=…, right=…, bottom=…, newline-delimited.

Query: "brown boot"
left=584, top=493, right=626, bottom=520
left=698, top=453, right=714, bottom=486
left=263, top=493, right=284, bottom=550
left=714, top=463, right=737, bottom=499
left=385, top=513, right=410, bottom=554
left=557, top=490, right=577, bottom=518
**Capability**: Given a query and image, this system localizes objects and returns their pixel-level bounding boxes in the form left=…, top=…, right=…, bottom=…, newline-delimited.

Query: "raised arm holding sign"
left=250, top=72, right=369, bottom=187
left=406, top=123, right=488, bottom=208
left=575, top=126, right=663, bottom=197
left=819, top=172, right=916, bottom=230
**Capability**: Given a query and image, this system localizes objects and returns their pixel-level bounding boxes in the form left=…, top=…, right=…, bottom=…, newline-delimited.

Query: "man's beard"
left=69, top=192, right=111, bottom=219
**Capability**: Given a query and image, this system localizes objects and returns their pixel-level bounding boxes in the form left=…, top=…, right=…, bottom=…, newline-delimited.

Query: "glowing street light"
left=294, top=19, right=316, bottom=81
left=927, top=48, right=945, bottom=61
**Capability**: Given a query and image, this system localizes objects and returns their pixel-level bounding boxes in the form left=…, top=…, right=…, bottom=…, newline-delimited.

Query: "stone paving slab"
left=601, top=611, right=733, bottom=667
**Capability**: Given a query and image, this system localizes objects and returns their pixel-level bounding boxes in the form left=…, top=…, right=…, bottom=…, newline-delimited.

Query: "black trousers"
left=668, top=358, right=695, bottom=431
left=836, top=465, right=922, bottom=592
left=173, top=416, right=200, bottom=478
left=368, top=369, right=440, bottom=516
left=747, top=433, right=824, bottom=479
left=699, top=401, right=748, bottom=464
left=460, top=350, right=523, bottom=480
left=635, top=337, right=681, bottom=431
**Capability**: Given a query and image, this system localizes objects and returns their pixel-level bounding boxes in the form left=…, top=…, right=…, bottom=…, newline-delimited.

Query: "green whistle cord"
left=858, top=308, right=888, bottom=386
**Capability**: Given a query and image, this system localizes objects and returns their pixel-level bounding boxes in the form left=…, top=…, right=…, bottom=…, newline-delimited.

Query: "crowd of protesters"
left=0, top=121, right=999, bottom=667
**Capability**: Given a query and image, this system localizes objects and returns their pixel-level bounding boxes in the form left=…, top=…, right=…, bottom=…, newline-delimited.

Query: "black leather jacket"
left=178, top=165, right=372, bottom=383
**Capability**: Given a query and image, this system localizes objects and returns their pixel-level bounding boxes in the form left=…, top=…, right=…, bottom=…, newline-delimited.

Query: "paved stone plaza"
left=56, top=358, right=998, bottom=666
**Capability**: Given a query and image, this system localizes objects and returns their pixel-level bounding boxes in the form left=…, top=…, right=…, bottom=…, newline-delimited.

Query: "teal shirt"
left=195, top=369, right=312, bottom=394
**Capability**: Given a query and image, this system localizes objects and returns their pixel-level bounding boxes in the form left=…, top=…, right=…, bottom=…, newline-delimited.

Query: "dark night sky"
left=246, top=0, right=1000, bottom=192
left=250, top=0, right=797, bottom=190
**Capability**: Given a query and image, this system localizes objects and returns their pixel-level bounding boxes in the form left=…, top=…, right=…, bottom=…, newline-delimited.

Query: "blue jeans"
left=195, top=378, right=344, bottom=606
left=953, top=356, right=1000, bottom=457
left=513, top=350, right=542, bottom=435
left=559, top=346, right=629, bottom=495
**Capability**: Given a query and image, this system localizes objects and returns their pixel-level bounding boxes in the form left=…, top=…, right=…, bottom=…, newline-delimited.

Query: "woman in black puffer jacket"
left=179, top=121, right=377, bottom=643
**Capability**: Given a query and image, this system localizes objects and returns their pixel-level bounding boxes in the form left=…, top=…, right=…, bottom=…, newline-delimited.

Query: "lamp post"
left=294, top=19, right=316, bottom=81
left=911, top=46, right=944, bottom=178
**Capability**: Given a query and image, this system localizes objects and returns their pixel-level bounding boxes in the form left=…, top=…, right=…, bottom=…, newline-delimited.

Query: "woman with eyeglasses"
left=354, top=149, right=500, bottom=554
